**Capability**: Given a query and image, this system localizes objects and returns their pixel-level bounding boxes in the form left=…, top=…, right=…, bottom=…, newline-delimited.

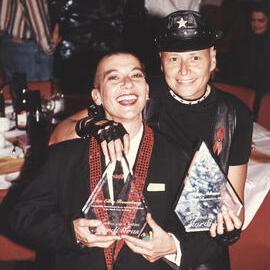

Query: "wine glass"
left=0, top=117, right=11, bottom=149
left=41, top=92, right=65, bottom=125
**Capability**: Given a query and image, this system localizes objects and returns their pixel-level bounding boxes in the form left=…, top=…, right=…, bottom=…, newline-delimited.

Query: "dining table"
left=0, top=93, right=90, bottom=201
left=229, top=122, right=270, bottom=270
left=242, top=122, right=270, bottom=229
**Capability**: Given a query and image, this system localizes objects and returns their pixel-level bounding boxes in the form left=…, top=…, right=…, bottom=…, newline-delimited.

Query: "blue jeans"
left=0, top=35, right=53, bottom=82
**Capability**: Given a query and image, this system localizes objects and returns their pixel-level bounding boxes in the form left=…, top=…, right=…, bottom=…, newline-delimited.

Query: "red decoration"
left=89, top=124, right=154, bottom=270
left=213, top=127, right=225, bottom=156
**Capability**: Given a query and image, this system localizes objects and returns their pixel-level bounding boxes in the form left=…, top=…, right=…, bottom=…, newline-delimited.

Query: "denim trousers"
left=0, top=34, right=53, bottom=82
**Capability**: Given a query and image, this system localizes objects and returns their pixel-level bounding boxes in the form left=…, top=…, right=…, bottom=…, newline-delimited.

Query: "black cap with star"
left=155, top=10, right=222, bottom=52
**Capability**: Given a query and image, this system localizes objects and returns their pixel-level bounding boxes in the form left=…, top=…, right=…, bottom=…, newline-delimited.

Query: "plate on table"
left=0, top=145, right=24, bottom=189
left=0, top=156, right=24, bottom=175
left=0, top=172, right=20, bottom=189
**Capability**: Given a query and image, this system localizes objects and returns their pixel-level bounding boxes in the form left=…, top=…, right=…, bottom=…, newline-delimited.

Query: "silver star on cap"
left=176, top=17, right=187, bottom=29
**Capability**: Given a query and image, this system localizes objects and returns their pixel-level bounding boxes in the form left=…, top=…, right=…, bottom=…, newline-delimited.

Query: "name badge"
left=147, top=183, right=165, bottom=192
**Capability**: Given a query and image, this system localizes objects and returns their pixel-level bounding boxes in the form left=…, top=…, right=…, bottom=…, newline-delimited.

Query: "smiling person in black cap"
left=150, top=9, right=253, bottom=177
left=49, top=10, right=253, bottom=270
left=133, top=10, right=253, bottom=269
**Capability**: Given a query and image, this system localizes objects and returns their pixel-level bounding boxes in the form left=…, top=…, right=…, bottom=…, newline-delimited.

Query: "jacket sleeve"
left=8, top=145, right=80, bottom=252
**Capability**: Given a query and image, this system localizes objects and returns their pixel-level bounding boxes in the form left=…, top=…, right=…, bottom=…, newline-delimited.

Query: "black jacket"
left=8, top=128, right=228, bottom=270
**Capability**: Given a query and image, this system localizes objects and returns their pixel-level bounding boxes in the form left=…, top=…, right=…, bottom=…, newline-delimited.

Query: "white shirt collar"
left=105, top=124, right=144, bottom=201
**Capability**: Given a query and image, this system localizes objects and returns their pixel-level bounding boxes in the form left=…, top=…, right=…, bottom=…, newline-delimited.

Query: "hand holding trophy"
left=82, top=156, right=148, bottom=237
left=174, top=141, right=243, bottom=233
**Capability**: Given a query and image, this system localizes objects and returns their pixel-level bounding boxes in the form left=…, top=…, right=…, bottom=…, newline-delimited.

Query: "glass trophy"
left=174, top=141, right=243, bottom=232
left=82, top=157, right=148, bottom=237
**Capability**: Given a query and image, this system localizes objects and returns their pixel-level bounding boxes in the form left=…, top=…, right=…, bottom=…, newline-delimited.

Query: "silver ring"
left=76, top=239, right=86, bottom=248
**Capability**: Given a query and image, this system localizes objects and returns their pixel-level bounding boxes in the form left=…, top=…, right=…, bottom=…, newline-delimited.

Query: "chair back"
left=28, top=81, right=56, bottom=98
left=229, top=191, right=270, bottom=269
left=212, top=82, right=256, bottom=111
left=257, top=93, right=270, bottom=130
left=0, top=235, right=36, bottom=261
left=2, top=80, right=57, bottom=100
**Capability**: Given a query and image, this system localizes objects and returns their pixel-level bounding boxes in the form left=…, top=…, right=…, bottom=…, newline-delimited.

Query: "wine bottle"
left=0, top=88, right=5, bottom=117
left=11, top=73, right=29, bottom=130
left=27, top=90, right=47, bottom=147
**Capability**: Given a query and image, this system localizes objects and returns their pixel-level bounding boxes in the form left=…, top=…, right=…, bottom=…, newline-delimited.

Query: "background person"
left=217, top=1, right=270, bottom=115
left=0, top=0, right=60, bottom=82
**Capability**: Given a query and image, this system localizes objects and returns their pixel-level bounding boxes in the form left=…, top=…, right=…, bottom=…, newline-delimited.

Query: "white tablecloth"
left=243, top=122, right=270, bottom=229
left=0, top=128, right=25, bottom=189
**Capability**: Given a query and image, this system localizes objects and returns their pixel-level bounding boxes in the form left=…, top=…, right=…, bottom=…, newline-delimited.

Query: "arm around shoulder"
left=49, top=109, right=88, bottom=145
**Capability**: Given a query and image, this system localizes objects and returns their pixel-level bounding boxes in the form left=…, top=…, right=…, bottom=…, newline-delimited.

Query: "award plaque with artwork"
left=82, top=158, right=148, bottom=237
left=174, top=141, right=243, bottom=232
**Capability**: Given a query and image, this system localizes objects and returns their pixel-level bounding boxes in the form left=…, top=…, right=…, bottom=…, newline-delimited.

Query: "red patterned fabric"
left=89, top=124, right=154, bottom=270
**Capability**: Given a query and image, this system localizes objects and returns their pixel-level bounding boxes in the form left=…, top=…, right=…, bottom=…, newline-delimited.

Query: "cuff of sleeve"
left=164, top=233, right=182, bottom=266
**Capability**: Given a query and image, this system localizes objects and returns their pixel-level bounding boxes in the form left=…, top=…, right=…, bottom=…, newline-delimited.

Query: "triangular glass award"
left=82, top=157, right=148, bottom=237
left=174, top=141, right=243, bottom=232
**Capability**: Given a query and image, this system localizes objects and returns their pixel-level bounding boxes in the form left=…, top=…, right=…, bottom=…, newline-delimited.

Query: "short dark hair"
left=249, top=2, right=270, bottom=18
left=92, top=50, right=146, bottom=88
